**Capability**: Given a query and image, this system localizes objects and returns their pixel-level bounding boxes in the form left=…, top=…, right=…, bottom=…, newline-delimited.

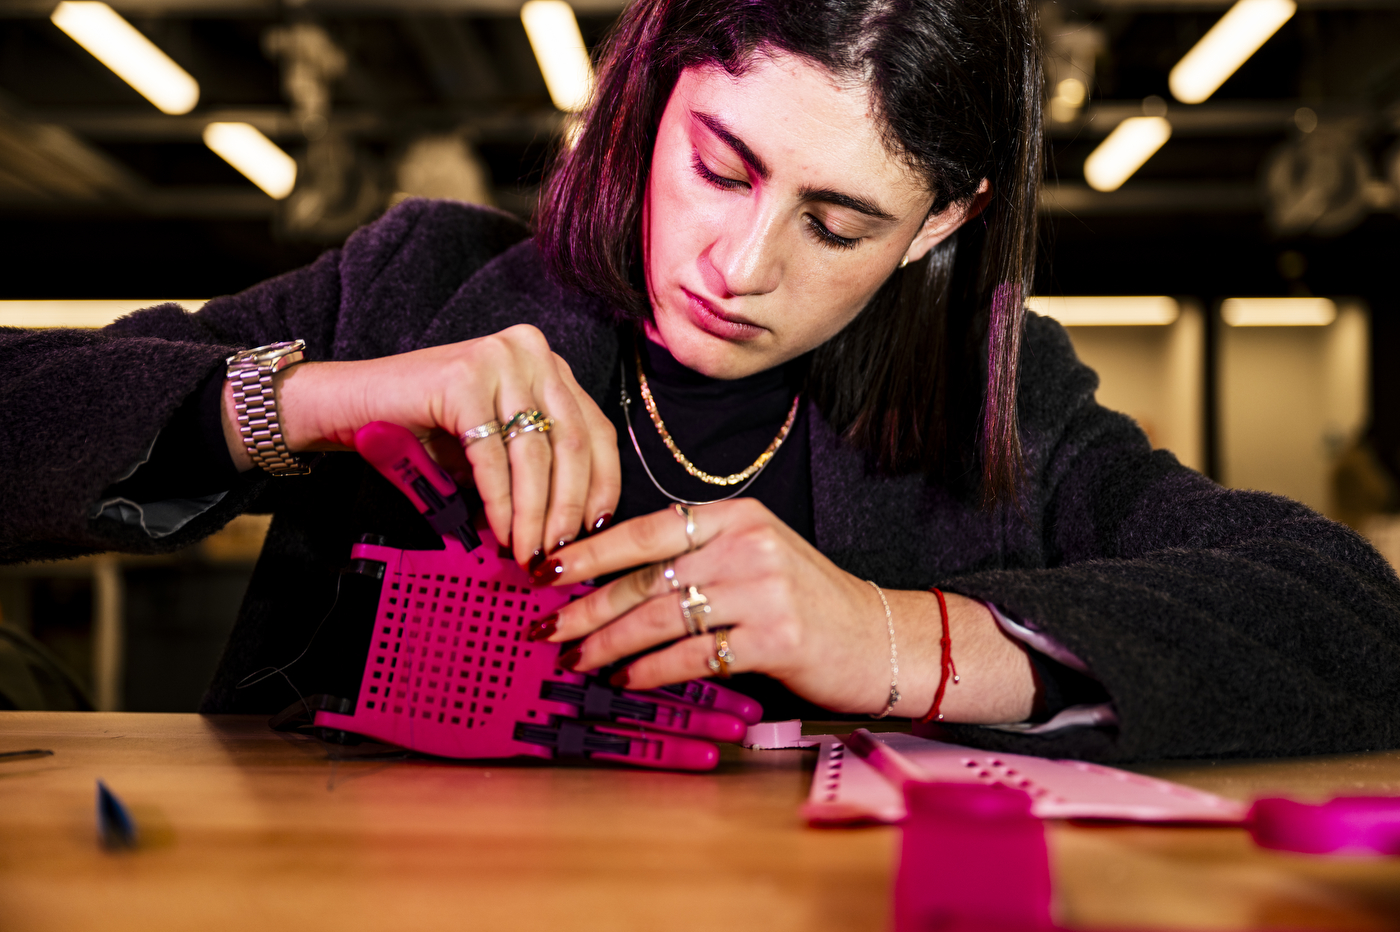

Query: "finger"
left=550, top=499, right=763, bottom=586
left=551, top=551, right=711, bottom=641
left=554, top=355, right=620, bottom=533
left=566, top=591, right=693, bottom=672
left=503, top=408, right=554, bottom=566
left=569, top=577, right=760, bottom=671
left=536, top=368, right=591, bottom=553
left=615, top=626, right=750, bottom=691
left=461, top=421, right=513, bottom=547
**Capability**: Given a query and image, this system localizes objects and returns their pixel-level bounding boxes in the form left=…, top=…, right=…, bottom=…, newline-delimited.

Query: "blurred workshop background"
left=0, top=0, right=1397, bottom=712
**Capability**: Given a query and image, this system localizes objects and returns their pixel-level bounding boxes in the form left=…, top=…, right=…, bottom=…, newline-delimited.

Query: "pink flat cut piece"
left=804, top=731, right=1247, bottom=825
left=1250, top=797, right=1400, bottom=855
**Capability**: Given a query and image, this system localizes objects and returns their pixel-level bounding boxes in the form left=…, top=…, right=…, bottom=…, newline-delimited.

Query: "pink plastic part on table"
left=895, top=781, right=1055, bottom=932
left=742, top=719, right=814, bottom=749
left=804, top=731, right=1247, bottom=824
left=312, top=529, right=731, bottom=770
left=313, top=531, right=594, bottom=760
left=315, top=420, right=757, bottom=771
left=1249, top=797, right=1400, bottom=855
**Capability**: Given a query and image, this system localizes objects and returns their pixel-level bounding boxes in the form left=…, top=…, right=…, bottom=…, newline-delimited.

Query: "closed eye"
left=692, top=151, right=747, bottom=191
left=806, top=216, right=859, bottom=250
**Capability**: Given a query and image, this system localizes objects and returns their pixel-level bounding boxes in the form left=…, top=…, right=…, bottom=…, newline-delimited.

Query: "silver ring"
left=673, top=503, right=697, bottom=552
left=661, top=560, right=681, bottom=592
left=679, top=584, right=711, bottom=637
left=461, top=420, right=503, bottom=445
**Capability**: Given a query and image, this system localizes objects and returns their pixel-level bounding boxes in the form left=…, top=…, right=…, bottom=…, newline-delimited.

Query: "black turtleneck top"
left=606, top=332, right=814, bottom=541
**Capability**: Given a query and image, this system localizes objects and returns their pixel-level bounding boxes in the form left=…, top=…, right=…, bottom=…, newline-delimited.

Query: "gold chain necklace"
left=634, top=346, right=801, bottom=487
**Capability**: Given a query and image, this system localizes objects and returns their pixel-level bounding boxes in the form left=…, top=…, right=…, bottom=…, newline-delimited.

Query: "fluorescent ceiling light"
left=521, top=0, right=594, bottom=113
left=203, top=122, right=297, bottom=199
left=1168, top=0, right=1296, bottom=105
left=0, top=299, right=207, bottom=329
left=50, top=1, right=199, bottom=115
left=1028, top=296, right=1181, bottom=326
left=1221, top=297, right=1336, bottom=326
left=1084, top=117, right=1172, bottom=192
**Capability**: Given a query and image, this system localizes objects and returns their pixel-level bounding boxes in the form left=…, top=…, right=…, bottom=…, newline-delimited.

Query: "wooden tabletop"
left=2, top=713, right=1400, bottom=932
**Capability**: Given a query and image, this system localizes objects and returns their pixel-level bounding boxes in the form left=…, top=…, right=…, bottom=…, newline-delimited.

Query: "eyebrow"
left=797, top=186, right=897, bottom=223
left=692, top=110, right=897, bottom=223
left=694, top=111, right=770, bottom=180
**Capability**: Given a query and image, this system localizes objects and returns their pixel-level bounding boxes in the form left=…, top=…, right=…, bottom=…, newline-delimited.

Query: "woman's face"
left=642, top=52, right=979, bottom=379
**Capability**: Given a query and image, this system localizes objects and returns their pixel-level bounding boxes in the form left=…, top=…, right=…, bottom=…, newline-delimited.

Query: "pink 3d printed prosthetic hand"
left=278, top=421, right=761, bottom=772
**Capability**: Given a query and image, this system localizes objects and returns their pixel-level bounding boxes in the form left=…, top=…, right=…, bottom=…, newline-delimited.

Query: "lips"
left=682, top=288, right=765, bottom=341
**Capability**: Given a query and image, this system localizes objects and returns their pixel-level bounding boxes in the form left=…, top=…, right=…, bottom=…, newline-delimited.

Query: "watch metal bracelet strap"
left=226, top=339, right=313, bottom=476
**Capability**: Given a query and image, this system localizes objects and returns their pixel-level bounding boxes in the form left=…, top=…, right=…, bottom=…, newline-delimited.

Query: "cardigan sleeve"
left=934, top=314, right=1400, bottom=763
left=0, top=199, right=529, bottom=564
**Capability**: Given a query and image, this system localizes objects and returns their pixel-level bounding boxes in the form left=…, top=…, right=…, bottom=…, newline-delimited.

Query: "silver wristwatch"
left=226, top=339, right=312, bottom=476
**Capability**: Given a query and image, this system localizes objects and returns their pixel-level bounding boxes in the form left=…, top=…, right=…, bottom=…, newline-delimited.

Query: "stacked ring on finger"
left=461, top=419, right=503, bottom=445
left=679, top=584, right=711, bottom=636
left=502, top=409, right=554, bottom=444
left=673, top=503, right=697, bottom=552
left=708, top=629, right=735, bottom=678
left=660, top=559, right=681, bottom=592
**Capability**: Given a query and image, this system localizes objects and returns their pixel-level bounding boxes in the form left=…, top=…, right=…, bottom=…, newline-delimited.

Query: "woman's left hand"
left=533, top=499, right=1036, bottom=722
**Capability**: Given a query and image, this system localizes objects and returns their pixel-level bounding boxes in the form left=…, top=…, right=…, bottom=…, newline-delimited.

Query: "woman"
left=4, top=0, right=1399, bottom=761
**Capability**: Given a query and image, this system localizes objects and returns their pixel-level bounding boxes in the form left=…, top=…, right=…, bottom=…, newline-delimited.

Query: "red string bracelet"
left=919, top=587, right=960, bottom=723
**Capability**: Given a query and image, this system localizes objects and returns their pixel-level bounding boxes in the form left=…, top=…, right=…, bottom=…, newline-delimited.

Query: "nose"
left=703, top=199, right=783, bottom=298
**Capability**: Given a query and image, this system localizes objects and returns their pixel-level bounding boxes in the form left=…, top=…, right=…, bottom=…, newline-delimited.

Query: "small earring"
left=899, top=255, right=910, bottom=269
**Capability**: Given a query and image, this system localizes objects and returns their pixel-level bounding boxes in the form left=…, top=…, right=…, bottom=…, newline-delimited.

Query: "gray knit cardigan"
left=4, top=199, right=1399, bottom=763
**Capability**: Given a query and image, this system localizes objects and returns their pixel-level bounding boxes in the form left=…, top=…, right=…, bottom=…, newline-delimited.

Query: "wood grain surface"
left=2, top=713, right=1400, bottom=931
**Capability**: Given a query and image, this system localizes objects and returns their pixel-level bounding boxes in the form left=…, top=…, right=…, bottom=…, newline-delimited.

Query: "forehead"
left=670, top=53, right=929, bottom=203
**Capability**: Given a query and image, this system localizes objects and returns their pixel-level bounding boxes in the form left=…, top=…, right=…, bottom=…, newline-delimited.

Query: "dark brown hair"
left=535, top=0, right=1042, bottom=505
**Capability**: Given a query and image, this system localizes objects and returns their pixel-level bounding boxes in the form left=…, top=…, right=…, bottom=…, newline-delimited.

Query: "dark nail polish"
left=554, top=538, right=571, bottom=553
left=558, top=647, right=583, bottom=671
left=527, top=550, right=546, bottom=573
left=497, top=545, right=513, bottom=559
left=528, top=613, right=558, bottom=642
left=592, top=513, right=614, bottom=534
left=529, top=557, right=562, bottom=583
left=609, top=667, right=630, bottom=688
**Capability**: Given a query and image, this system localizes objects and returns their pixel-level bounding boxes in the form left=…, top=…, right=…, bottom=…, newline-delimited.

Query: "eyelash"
left=806, top=219, right=859, bottom=250
left=692, top=152, right=746, bottom=191
left=690, top=151, right=862, bottom=252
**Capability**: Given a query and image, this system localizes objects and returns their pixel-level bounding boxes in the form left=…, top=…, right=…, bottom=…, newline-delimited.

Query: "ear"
left=902, top=179, right=993, bottom=264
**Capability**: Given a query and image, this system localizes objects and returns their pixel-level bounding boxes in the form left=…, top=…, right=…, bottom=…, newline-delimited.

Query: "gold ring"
left=503, top=410, right=554, bottom=443
left=707, top=628, right=734, bottom=678
left=680, top=584, right=710, bottom=637
left=460, top=420, right=503, bottom=445
left=673, top=503, right=697, bottom=552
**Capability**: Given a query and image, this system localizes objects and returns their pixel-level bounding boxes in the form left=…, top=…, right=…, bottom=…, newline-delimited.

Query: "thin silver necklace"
left=619, top=356, right=779, bottom=507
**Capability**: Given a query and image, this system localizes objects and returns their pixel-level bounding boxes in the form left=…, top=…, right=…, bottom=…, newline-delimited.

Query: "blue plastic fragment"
left=96, top=779, right=137, bottom=849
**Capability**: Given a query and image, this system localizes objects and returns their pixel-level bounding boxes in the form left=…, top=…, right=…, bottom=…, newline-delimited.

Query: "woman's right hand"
left=223, top=325, right=621, bottom=567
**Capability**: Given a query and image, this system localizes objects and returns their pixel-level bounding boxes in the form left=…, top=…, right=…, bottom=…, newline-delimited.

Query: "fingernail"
left=530, top=557, right=563, bottom=584
left=552, top=537, right=572, bottom=553
left=558, top=647, right=583, bottom=671
left=609, top=667, right=630, bottom=688
left=497, top=545, right=513, bottom=559
left=528, top=613, right=558, bottom=642
left=592, top=513, right=614, bottom=534
left=527, top=550, right=546, bottom=573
